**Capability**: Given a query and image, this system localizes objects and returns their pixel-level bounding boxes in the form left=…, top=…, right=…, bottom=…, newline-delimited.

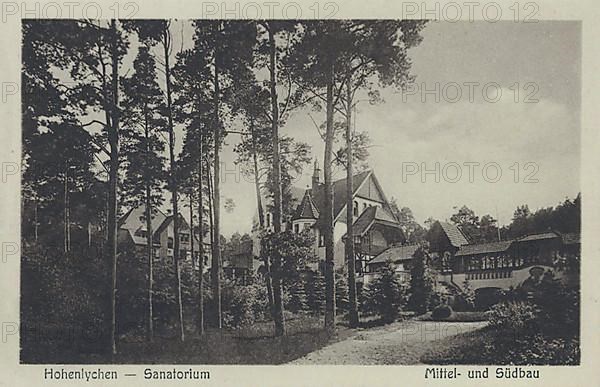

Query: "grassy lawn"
left=419, top=325, right=580, bottom=365
left=21, top=314, right=354, bottom=364
left=419, top=325, right=493, bottom=364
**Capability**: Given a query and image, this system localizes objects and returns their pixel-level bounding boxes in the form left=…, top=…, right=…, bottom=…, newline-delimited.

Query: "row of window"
left=465, top=255, right=525, bottom=271
left=166, top=233, right=191, bottom=248
left=137, top=230, right=192, bottom=246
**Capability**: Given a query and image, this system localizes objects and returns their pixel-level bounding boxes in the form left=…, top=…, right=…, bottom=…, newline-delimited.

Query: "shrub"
left=407, top=246, right=437, bottom=314
left=285, top=279, right=308, bottom=313
left=360, top=260, right=406, bottom=323
left=431, top=304, right=453, bottom=320
left=221, top=280, right=269, bottom=329
left=305, top=272, right=325, bottom=314
left=487, top=301, right=538, bottom=332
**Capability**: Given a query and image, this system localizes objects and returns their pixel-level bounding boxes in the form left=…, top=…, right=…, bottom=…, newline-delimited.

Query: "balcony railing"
left=466, top=270, right=512, bottom=281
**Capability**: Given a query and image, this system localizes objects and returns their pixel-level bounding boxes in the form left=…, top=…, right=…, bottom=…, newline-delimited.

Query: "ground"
left=22, top=315, right=488, bottom=365
left=291, top=320, right=487, bottom=365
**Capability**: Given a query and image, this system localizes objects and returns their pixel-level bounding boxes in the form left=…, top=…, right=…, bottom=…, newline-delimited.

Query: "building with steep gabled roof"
left=253, top=161, right=404, bottom=278
left=118, top=204, right=211, bottom=272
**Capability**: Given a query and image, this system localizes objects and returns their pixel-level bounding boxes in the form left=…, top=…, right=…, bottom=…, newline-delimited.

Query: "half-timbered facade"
left=367, top=220, right=580, bottom=293
left=253, top=161, right=404, bottom=278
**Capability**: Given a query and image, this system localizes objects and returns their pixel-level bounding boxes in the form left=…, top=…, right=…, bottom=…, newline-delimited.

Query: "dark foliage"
left=360, top=260, right=407, bottom=323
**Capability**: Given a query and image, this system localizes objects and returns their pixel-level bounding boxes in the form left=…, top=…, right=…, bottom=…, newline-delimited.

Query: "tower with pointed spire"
left=312, top=159, right=321, bottom=192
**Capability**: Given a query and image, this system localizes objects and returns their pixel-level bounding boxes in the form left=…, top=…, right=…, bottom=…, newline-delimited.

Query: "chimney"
left=312, top=159, right=321, bottom=192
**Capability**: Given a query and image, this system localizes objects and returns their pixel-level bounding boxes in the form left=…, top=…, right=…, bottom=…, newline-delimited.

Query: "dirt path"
left=290, top=320, right=487, bottom=365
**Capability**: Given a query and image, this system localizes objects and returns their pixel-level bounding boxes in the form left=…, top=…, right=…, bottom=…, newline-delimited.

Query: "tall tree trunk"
left=108, top=18, right=120, bottom=356
left=63, top=161, right=68, bottom=253
left=206, top=160, right=215, bottom=254
left=345, top=75, right=358, bottom=327
left=250, top=118, right=274, bottom=314
left=212, top=33, right=222, bottom=328
left=144, top=109, right=154, bottom=342
left=145, top=185, right=154, bottom=341
left=323, top=59, right=336, bottom=331
left=163, top=26, right=185, bottom=342
left=266, top=24, right=285, bottom=337
left=189, top=194, right=194, bottom=266
left=197, top=133, right=205, bottom=336
left=34, top=197, right=38, bottom=242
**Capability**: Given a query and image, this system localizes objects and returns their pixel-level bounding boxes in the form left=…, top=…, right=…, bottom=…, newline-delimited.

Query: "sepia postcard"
left=0, top=0, right=599, bottom=386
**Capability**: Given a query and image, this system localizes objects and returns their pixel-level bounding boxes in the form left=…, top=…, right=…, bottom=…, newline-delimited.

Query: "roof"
left=517, top=232, right=559, bottom=242
left=350, top=206, right=401, bottom=237
left=368, top=244, right=420, bottom=265
left=331, top=170, right=372, bottom=219
left=292, top=190, right=320, bottom=220
left=118, top=205, right=168, bottom=246
left=309, top=170, right=372, bottom=221
left=119, top=205, right=210, bottom=246
left=439, top=222, right=470, bottom=247
left=455, top=241, right=513, bottom=257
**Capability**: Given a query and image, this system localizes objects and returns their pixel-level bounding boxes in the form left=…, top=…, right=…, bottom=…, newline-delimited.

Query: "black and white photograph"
left=19, top=15, right=582, bottom=370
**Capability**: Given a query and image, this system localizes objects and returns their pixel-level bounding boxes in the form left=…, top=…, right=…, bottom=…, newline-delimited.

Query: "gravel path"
left=290, top=320, right=487, bottom=365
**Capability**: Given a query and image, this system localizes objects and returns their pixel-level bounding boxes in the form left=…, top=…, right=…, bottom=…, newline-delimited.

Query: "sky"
left=52, top=20, right=580, bottom=236
left=215, top=20, right=581, bottom=236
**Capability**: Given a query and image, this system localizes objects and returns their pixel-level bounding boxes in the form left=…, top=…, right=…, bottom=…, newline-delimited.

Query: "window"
left=353, top=201, right=359, bottom=217
left=294, top=224, right=299, bottom=233
left=266, top=213, right=271, bottom=228
left=167, top=237, right=174, bottom=249
left=138, top=230, right=147, bottom=238
left=180, top=233, right=190, bottom=243
left=303, top=223, right=310, bottom=230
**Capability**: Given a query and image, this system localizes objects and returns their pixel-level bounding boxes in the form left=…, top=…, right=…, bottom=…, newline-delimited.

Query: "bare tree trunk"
left=189, top=194, right=194, bottom=265
left=206, top=160, right=215, bottom=253
left=145, top=186, right=154, bottom=341
left=108, top=18, right=120, bottom=356
left=144, top=108, right=154, bottom=342
left=197, top=134, right=204, bottom=336
left=265, top=24, right=285, bottom=337
left=63, top=161, right=68, bottom=253
left=212, top=31, right=222, bottom=328
left=250, top=118, right=274, bottom=314
left=163, top=25, right=185, bottom=342
left=324, top=60, right=336, bottom=331
left=345, top=75, right=358, bottom=327
left=34, top=197, right=38, bottom=243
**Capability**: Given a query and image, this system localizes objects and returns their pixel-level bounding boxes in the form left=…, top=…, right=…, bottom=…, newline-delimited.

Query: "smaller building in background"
left=367, top=220, right=580, bottom=295
left=222, top=239, right=257, bottom=284
left=118, top=205, right=211, bottom=272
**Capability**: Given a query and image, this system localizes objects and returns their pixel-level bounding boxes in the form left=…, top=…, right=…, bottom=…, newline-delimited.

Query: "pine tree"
left=361, top=260, right=406, bottom=323
left=286, top=280, right=308, bottom=314
left=306, top=273, right=326, bottom=315
left=408, top=246, right=437, bottom=314
left=120, top=43, right=167, bottom=341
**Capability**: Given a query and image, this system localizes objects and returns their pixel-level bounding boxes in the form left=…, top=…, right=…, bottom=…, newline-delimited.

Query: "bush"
left=360, top=260, right=406, bottom=323
left=487, top=301, right=538, bottom=332
left=221, top=280, right=269, bottom=329
left=431, top=304, right=453, bottom=320
left=285, top=279, right=308, bottom=313
left=305, top=272, right=325, bottom=314
left=407, top=246, right=437, bottom=314
left=21, top=244, right=110, bottom=361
